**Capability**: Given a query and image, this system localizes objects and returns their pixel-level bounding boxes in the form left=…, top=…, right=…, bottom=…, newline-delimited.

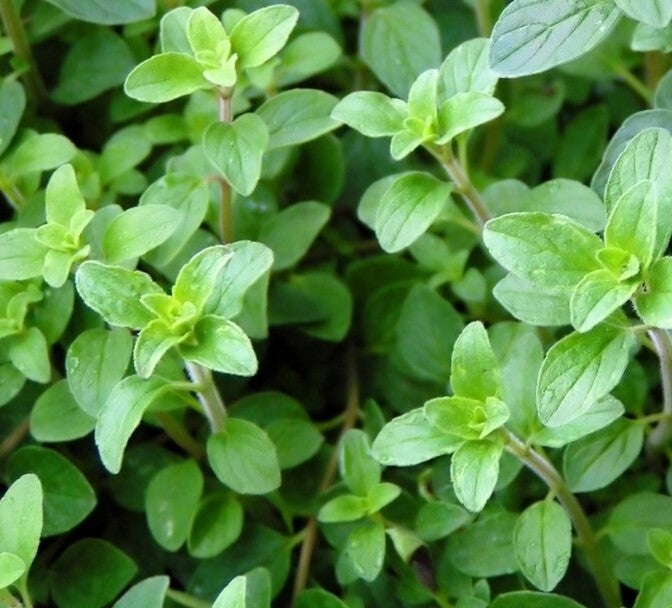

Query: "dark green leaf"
left=188, top=493, right=243, bottom=558
left=30, top=380, right=96, bottom=442
left=44, top=0, right=155, bottom=23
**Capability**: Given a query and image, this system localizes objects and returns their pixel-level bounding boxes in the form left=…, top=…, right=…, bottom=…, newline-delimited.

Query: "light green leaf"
left=213, top=576, right=246, bottom=608
left=569, top=269, right=638, bottom=332
left=230, top=5, right=298, bottom=69
left=44, top=0, right=155, bottom=24
left=375, top=171, right=452, bottom=253
left=7, top=133, right=76, bottom=176
left=146, top=460, right=203, bottom=551
left=257, top=88, right=339, bottom=150
left=436, top=92, right=504, bottom=144
left=124, top=53, right=207, bottom=103
left=9, top=326, right=50, bottom=383
left=173, top=245, right=233, bottom=310
left=450, top=439, right=503, bottom=513
left=608, top=492, right=672, bottom=555
left=564, top=418, right=644, bottom=492
left=366, top=482, right=400, bottom=513
left=0, top=229, right=46, bottom=280
left=44, top=164, right=86, bottom=228
left=277, top=31, right=341, bottom=87
left=0, top=474, right=42, bottom=569
left=339, top=429, right=380, bottom=496
left=160, top=6, right=192, bottom=54
left=207, top=418, right=281, bottom=494
left=103, top=204, right=179, bottom=264
left=513, top=500, right=572, bottom=591
left=179, top=316, right=257, bottom=376
left=389, top=127, right=426, bottom=160
left=266, top=418, right=323, bottom=469
left=537, top=325, right=633, bottom=426
left=259, top=201, right=330, bottom=271
left=318, top=494, right=367, bottom=523
left=76, top=261, right=162, bottom=329
left=615, top=0, right=672, bottom=27
left=95, top=375, right=176, bottom=473
left=451, top=321, right=502, bottom=402
left=346, top=520, right=386, bottom=582
left=112, top=576, right=169, bottom=608
left=438, top=38, right=498, bottom=101
left=204, top=113, right=269, bottom=196
left=330, top=91, right=406, bottom=138
left=634, top=571, right=672, bottom=608
left=188, top=493, right=243, bottom=558
left=66, top=328, right=133, bottom=417
left=483, top=212, right=603, bottom=290
left=494, top=274, right=571, bottom=327
left=186, top=6, right=226, bottom=56
left=133, top=319, right=187, bottom=379
left=0, top=552, right=25, bottom=589
left=371, top=408, right=463, bottom=466
left=407, top=69, right=438, bottom=121
left=489, top=0, right=621, bottom=77
left=636, top=257, right=672, bottom=327
left=360, top=2, right=441, bottom=98
left=649, top=528, right=672, bottom=568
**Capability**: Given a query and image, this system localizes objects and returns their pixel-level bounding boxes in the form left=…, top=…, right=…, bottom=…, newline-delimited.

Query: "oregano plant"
left=4, top=1, right=672, bottom=607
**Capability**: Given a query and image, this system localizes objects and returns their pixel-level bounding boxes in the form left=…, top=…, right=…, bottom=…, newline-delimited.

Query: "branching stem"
left=504, top=430, right=622, bottom=608
left=646, top=328, right=672, bottom=456
left=185, top=362, right=227, bottom=433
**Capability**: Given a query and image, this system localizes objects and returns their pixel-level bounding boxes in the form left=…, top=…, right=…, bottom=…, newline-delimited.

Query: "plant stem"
left=0, top=588, right=21, bottom=607
left=217, top=91, right=234, bottom=244
left=154, top=412, right=204, bottom=459
left=611, top=62, right=653, bottom=105
left=185, top=362, right=227, bottom=433
left=475, top=0, right=491, bottom=37
left=504, top=430, right=622, bottom=608
left=291, top=341, right=360, bottom=604
left=0, top=0, right=47, bottom=105
left=165, top=589, right=211, bottom=608
left=433, top=145, right=490, bottom=228
left=646, top=328, right=672, bottom=456
left=645, top=51, right=667, bottom=93
left=0, top=419, right=29, bottom=458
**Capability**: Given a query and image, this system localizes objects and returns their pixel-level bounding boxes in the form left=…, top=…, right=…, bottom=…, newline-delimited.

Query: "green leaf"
left=451, top=321, right=502, bottom=402
left=146, top=460, right=203, bottom=551
left=295, top=589, right=348, bottom=608
left=98, top=126, right=152, bottom=185
left=634, top=571, right=672, bottom=608
left=112, top=576, right=169, bottom=608
left=530, top=395, right=625, bottom=448
left=425, top=395, right=509, bottom=441
left=44, top=0, right=155, bottom=24
left=436, top=92, right=505, bottom=144
left=615, top=0, right=672, bottom=27
left=259, top=201, right=330, bottom=271
left=605, top=180, right=658, bottom=269
left=179, top=316, right=257, bottom=376
left=207, top=418, right=281, bottom=494
left=636, top=257, right=672, bottom=327
left=339, top=429, right=380, bottom=496
left=394, top=284, right=464, bottom=383
left=649, top=528, right=672, bottom=568
left=75, top=261, right=162, bottom=330
left=608, top=492, right=672, bottom=555
left=257, top=89, right=339, bottom=151
left=186, top=6, right=226, bottom=56
left=173, top=245, right=233, bottom=310
left=494, top=274, right=571, bottom=327
left=124, top=53, right=207, bottom=103
left=450, top=439, right=503, bottom=513
left=564, top=418, right=644, bottom=492
left=266, top=418, right=323, bottom=469
left=360, top=2, right=441, bottom=98
left=7, top=446, right=96, bottom=537
left=366, top=482, right=400, bottom=513
left=483, top=212, right=603, bottom=290
left=371, top=408, right=463, bottom=466
left=9, top=326, right=50, bottom=383
left=66, top=328, right=133, bottom=417
left=7, top=133, right=76, bottom=177
left=375, top=172, right=452, bottom=253
left=277, top=31, right=341, bottom=87
left=537, top=325, right=634, bottom=427
left=230, top=5, right=299, bottom=69
left=0, top=364, right=25, bottom=408
left=49, top=539, right=137, bottom=608
left=95, top=375, right=176, bottom=473
left=438, top=38, right=498, bottom=101
left=415, top=501, right=471, bottom=542
left=102, top=204, right=179, bottom=264
left=0, top=229, right=47, bottom=281
left=330, top=92, right=406, bottom=138
left=0, top=80, right=25, bottom=157
left=52, top=29, right=136, bottom=104
left=188, top=493, right=243, bottom=558
left=513, top=500, right=572, bottom=591
left=204, top=113, right=269, bottom=196
left=490, top=592, right=587, bottom=608
left=0, top=474, right=42, bottom=569
left=318, top=494, right=367, bottom=523
left=407, top=68, right=438, bottom=121
left=0, top=552, right=25, bottom=589
left=489, top=0, right=621, bottom=77
left=30, top=380, right=96, bottom=443
left=569, top=269, right=638, bottom=332
left=346, top=520, right=386, bottom=582
left=44, top=164, right=86, bottom=228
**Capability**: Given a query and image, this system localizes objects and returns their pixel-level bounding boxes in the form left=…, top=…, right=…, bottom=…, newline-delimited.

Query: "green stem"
left=154, top=412, right=204, bottom=460
left=504, top=430, right=622, bottom=608
left=217, top=91, right=234, bottom=244
left=0, top=419, right=29, bottom=458
left=291, top=341, right=360, bottom=605
left=0, top=588, right=21, bottom=607
left=646, top=328, right=672, bottom=456
left=475, top=0, right=491, bottom=37
left=16, top=577, right=32, bottom=608
left=185, top=362, right=227, bottom=433
left=433, top=146, right=490, bottom=228
left=0, top=0, right=47, bottom=105
left=165, top=589, right=211, bottom=608
left=610, top=62, right=653, bottom=105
